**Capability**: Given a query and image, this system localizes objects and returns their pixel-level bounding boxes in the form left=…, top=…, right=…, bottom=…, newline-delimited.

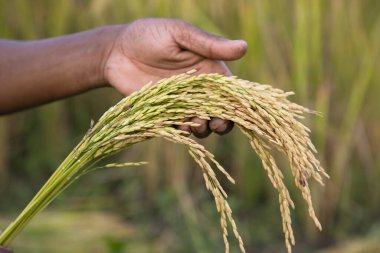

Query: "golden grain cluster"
left=0, top=72, right=328, bottom=253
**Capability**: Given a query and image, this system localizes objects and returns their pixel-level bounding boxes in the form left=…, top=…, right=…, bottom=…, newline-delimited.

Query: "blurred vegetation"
left=0, top=0, right=380, bottom=252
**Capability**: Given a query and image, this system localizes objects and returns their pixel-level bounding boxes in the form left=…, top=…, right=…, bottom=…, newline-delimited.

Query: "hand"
left=103, top=18, right=247, bottom=138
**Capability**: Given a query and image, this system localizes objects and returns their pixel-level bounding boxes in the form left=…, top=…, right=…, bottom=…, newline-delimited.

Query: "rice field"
left=0, top=0, right=379, bottom=252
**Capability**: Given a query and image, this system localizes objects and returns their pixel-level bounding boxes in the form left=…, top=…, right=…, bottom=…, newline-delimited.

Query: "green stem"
left=0, top=145, right=94, bottom=246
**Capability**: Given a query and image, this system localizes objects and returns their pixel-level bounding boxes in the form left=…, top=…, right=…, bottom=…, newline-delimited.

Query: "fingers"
left=194, top=60, right=232, bottom=76
left=190, top=117, right=211, bottom=138
left=209, top=118, right=234, bottom=135
left=173, top=20, right=247, bottom=61
left=176, top=117, right=234, bottom=139
left=176, top=119, right=192, bottom=136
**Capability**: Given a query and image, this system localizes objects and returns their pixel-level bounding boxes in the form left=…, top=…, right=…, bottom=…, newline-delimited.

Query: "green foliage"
left=0, top=0, right=379, bottom=252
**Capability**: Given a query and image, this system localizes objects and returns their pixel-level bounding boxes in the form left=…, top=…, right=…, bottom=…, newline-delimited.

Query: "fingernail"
left=234, top=39, right=247, bottom=45
left=234, top=40, right=248, bottom=53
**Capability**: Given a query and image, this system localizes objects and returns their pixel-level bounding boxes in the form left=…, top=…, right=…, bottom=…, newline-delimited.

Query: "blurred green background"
left=1, top=0, right=380, bottom=252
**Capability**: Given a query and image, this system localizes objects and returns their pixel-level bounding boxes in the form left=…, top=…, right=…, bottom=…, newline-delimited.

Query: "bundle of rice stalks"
left=0, top=71, right=328, bottom=253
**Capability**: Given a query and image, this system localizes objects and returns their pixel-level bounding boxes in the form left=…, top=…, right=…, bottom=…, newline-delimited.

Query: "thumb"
left=173, top=21, right=247, bottom=61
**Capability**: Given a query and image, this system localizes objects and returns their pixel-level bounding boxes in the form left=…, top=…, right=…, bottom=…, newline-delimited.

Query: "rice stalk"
left=0, top=71, right=328, bottom=253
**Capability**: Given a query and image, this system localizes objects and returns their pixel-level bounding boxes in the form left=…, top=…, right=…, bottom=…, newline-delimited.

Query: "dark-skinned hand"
left=0, top=18, right=246, bottom=137
left=104, top=18, right=247, bottom=138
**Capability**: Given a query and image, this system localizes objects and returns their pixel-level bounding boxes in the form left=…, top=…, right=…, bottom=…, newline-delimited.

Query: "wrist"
left=92, top=25, right=125, bottom=89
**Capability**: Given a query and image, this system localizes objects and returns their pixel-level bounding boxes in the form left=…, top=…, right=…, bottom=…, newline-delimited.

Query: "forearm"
left=0, top=25, right=122, bottom=114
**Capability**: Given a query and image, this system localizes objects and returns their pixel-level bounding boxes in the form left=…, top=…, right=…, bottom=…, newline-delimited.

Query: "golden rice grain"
left=0, top=71, right=328, bottom=253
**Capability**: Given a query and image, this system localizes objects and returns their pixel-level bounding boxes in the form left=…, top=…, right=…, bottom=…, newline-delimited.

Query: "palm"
left=103, top=18, right=247, bottom=138
left=104, top=19, right=246, bottom=95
